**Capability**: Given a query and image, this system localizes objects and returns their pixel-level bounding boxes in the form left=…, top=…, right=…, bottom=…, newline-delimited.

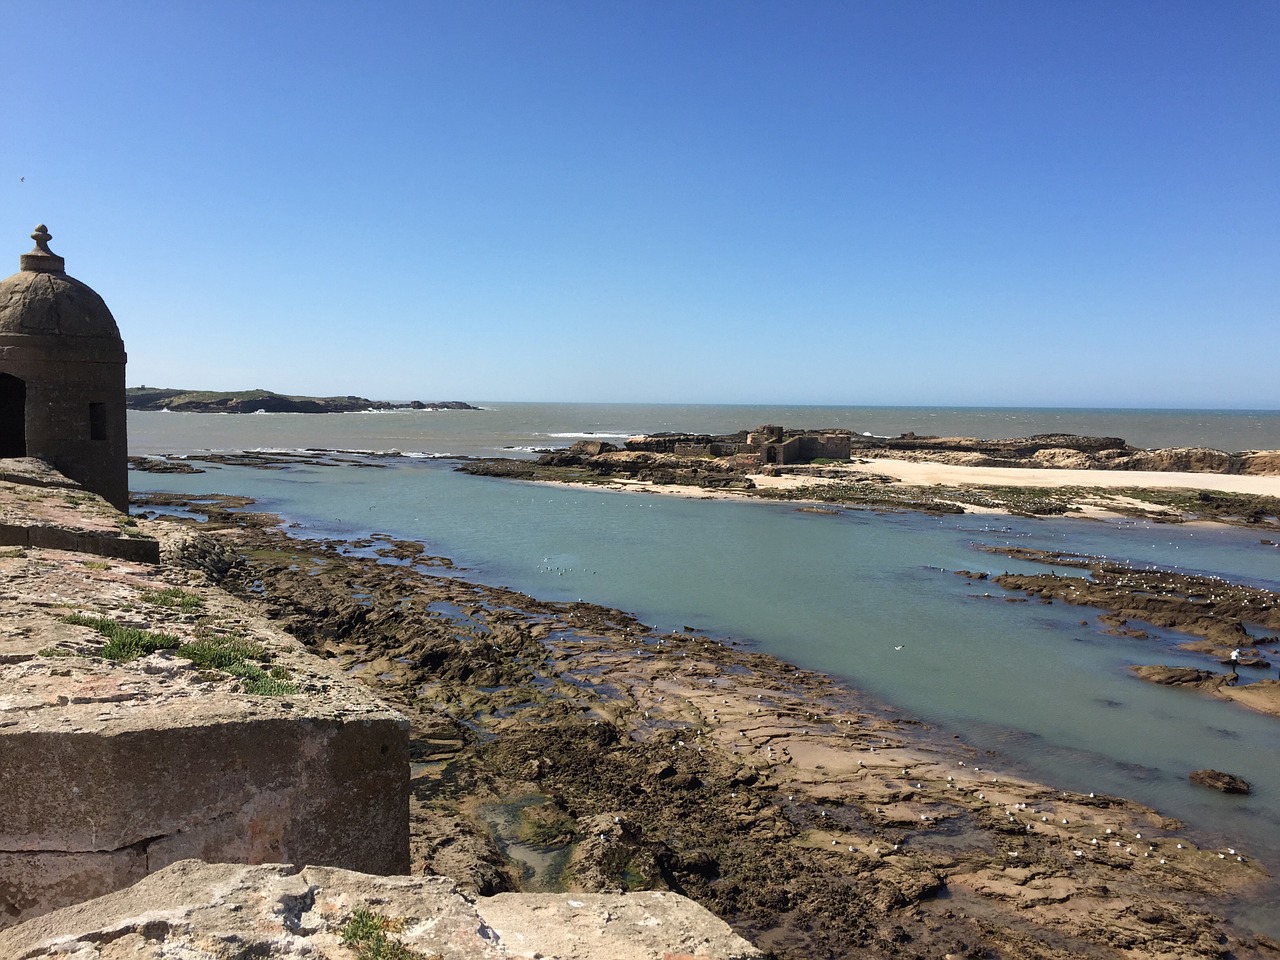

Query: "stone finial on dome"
left=20, top=224, right=66, bottom=274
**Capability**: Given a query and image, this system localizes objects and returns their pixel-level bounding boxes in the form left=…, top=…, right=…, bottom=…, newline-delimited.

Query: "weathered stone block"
left=1, top=708, right=408, bottom=927
left=0, top=497, right=410, bottom=927
left=0, top=860, right=764, bottom=959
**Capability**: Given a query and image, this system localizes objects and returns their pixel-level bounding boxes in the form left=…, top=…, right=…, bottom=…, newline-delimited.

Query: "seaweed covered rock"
left=1189, top=769, right=1251, bottom=794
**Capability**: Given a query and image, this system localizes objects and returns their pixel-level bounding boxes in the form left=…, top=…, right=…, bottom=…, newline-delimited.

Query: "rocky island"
left=459, top=425, right=1280, bottom=526
left=126, top=386, right=480, bottom=414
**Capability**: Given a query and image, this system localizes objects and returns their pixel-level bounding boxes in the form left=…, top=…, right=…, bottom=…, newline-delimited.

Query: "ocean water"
left=127, top=402, right=1280, bottom=459
left=129, top=404, right=1280, bottom=924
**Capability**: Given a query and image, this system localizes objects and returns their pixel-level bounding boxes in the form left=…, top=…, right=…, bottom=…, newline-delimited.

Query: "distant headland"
left=126, top=387, right=480, bottom=414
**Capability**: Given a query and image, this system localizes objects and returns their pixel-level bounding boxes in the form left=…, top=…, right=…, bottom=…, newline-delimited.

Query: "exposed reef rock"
left=1189, top=769, right=1252, bottom=795
left=1131, top=665, right=1230, bottom=691
left=618, top=428, right=1280, bottom=476
left=845, top=434, right=1280, bottom=475
left=974, top=545, right=1280, bottom=648
left=968, top=546, right=1280, bottom=718
left=463, top=451, right=759, bottom=491
left=851, top=432, right=1134, bottom=458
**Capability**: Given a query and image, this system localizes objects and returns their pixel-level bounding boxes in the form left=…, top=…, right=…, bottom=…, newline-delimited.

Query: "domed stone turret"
left=0, top=226, right=129, bottom=510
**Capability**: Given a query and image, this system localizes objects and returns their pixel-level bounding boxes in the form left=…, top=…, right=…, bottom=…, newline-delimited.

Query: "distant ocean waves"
left=127, top=403, right=1280, bottom=460
left=542, top=431, right=638, bottom=440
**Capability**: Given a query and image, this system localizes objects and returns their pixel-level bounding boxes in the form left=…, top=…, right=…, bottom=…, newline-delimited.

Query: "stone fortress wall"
left=0, top=460, right=409, bottom=927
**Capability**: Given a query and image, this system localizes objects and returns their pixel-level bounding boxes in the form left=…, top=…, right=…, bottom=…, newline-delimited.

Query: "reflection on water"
left=478, top=796, right=573, bottom=892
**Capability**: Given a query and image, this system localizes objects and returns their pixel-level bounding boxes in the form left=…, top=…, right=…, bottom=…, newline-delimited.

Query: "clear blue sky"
left=3, top=2, right=1276, bottom=408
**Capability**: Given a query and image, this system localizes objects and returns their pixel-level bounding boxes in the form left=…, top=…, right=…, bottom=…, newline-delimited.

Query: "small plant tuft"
left=61, top=613, right=178, bottom=660
left=141, top=586, right=205, bottom=610
left=340, top=908, right=435, bottom=960
left=238, top=667, right=298, bottom=696
left=179, top=634, right=265, bottom=670
left=177, top=633, right=297, bottom=695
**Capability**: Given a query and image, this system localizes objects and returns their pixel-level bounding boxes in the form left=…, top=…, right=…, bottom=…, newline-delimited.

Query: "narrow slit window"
left=89, top=402, right=107, bottom=441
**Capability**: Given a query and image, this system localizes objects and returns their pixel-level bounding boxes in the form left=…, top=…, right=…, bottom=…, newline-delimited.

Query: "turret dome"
left=0, top=225, right=129, bottom=511
left=0, top=226, right=122, bottom=343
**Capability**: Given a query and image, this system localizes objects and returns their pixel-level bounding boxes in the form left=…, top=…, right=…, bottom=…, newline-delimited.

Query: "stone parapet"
left=0, top=475, right=409, bottom=927
left=0, top=860, right=764, bottom=959
left=0, top=459, right=154, bottom=562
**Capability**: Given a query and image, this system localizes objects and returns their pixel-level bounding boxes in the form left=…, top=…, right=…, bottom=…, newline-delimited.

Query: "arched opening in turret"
left=0, top=373, right=26, bottom=457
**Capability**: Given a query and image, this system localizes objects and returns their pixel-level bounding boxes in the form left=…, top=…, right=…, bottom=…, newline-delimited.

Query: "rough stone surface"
left=0, top=480, right=409, bottom=927
left=1130, top=665, right=1227, bottom=689
left=836, top=433, right=1280, bottom=476
left=0, top=461, right=158, bottom=562
left=0, top=859, right=764, bottom=960
left=0, top=262, right=122, bottom=340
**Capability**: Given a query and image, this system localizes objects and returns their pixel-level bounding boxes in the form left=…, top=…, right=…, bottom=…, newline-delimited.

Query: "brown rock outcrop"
left=849, top=433, right=1133, bottom=459
left=1120, top=447, right=1240, bottom=473
left=1189, top=769, right=1252, bottom=794
left=847, top=433, right=1280, bottom=476
left=1241, top=451, right=1280, bottom=475
left=568, top=439, right=618, bottom=456
left=1131, top=665, right=1229, bottom=690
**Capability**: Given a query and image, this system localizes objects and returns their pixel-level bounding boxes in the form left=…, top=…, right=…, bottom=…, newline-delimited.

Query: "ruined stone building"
left=626, top=424, right=854, bottom=465
left=745, top=424, right=852, bottom=465
left=0, top=226, right=128, bottom=510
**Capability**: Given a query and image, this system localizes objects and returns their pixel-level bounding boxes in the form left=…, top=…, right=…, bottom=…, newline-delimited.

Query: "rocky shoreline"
left=455, top=431, right=1280, bottom=528
left=958, top=545, right=1280, bottom=719
left=130, top=488, right=1280, bottom=960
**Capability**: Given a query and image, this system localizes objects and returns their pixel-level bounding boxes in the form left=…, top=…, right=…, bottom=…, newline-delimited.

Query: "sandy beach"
left=542, top=456, right=1280, bottom=526
left=847, top=458, right=1280, bottom=497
